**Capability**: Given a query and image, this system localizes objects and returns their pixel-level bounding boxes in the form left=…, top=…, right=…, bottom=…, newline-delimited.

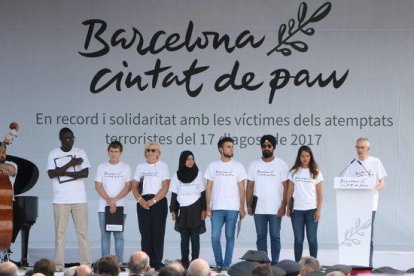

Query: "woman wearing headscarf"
left=169, top=150, right=206, bottom=268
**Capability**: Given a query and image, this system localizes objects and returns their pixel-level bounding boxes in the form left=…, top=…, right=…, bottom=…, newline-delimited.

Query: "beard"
left=262, top=150, right=273, bottom=158
left=223, top=152, right=233, bottom=158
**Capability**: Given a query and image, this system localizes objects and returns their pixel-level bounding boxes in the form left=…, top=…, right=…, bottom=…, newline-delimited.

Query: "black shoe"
left=213, top=266, right=222, bottom=273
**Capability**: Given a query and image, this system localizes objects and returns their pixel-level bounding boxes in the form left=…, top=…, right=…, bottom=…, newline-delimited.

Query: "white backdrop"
left=1, top=0, right=414, bottom=262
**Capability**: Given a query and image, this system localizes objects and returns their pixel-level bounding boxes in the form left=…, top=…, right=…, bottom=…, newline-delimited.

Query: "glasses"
left=355, top=146, right=367, bottom=149
left=261, top=144, right=273, bottom=149
left=146, top=148, right=157, bottom=153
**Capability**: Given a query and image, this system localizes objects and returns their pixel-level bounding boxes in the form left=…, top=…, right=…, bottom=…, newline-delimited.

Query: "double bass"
left=0, top=122, right=19, bottom=253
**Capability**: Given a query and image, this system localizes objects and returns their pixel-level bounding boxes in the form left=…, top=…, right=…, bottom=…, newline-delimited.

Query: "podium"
left=334, top=177, right=374, bottom=266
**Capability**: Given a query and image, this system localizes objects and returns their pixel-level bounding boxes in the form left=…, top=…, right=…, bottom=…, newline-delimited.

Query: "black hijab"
left=177, top=150, right=199, bottom=183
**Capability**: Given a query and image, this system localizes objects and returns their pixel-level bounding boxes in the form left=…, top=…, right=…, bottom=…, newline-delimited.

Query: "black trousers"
left=137, top=195, right=167, bottom=269
left=180, top=226, right=201, bottom=264
left=12, top=201, right=27, bottom=243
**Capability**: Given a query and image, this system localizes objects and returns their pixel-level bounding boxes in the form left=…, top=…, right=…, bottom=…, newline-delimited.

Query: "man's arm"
left=47, top=157, right=87, bottom=179
left=96, top=180, right=132, bottom=204
left=0, top=163, right=16, bottom=176
left=113, top=180, right=132, bottom=202
left=278, top=180, right=288, bottom=217
left=238, top=179, right=246, bottom=218
left=286, top=180, right=294, bottom=217
left=206, top=179, right=213, bottom=217
left=375, top=178, right=385, bottom=192
left=246, top=180, right=254, bottom=216
left=64, top=168, right=89, bottom=179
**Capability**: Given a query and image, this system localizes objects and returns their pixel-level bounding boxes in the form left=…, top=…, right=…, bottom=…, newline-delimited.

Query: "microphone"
left=357, top=160, right=372, bottom=176
left=338, top=158, right=356, bottom=176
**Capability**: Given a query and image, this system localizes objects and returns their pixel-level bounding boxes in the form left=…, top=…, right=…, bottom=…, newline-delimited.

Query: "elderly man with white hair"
left=187, top=259, right=211, bottom=276
left=0, top=262, right=19, bottom=276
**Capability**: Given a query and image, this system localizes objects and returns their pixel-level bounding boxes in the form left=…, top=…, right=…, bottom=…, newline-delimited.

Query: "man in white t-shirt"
left=246, top=135, right=288, bottom=265
left=95, top=141, right=132, bottom=265
left=47, top=128, right=91, bottom=271
left=205, top=137, right=247, bottom=272
left=343, top=137, right=387, bottom=267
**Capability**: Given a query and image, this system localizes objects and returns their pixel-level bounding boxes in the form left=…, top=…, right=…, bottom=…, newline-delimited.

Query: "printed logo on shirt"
left=142, top=171, right=160, bottom=177
left=293, top=176, right=314, bottom=184
left=181, top=181, right=196, bottom=186
left=256, top=169, right=276, bottom=177
left=355, top=170, right=373, bottom=177
left=215, top=170, right=235, bottom=177
left=104, top=172, right=124, bottom=178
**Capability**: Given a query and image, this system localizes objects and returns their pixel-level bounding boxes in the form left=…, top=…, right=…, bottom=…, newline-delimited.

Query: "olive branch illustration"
left=267, top=2, right=332, bottom=56
left=338, top=218, right=372, bottom=247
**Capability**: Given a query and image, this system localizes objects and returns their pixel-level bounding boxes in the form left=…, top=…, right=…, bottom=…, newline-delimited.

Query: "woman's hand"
left=314, top=209, right=321, bottom=222
left=171, top=212, right=177, bottom=221
left=138, top=198, right=150, bottom=209
left=206, top=207, right=212, bottom=217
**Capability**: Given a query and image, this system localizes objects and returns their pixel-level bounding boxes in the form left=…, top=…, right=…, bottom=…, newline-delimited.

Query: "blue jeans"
left=291, top=209, right=318, bottom=262
left=254, top=214, right=282, bottom=265
left=98, top=212, right=126, bottom=263
left=211, top=210, right=239, bottom=268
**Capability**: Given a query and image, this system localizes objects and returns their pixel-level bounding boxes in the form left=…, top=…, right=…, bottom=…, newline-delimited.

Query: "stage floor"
left=10, top=243, right=414, bottom=272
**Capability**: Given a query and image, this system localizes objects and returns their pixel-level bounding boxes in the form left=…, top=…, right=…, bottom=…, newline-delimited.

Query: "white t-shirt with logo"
left=204, top=159, right=247, bottom=211
left=47, top=147, right=90, bottom=204
left=95, top=161, right=132, bottom=213
left=133, top=160, right=170, bottom=195
left=247, top=157, right=288, bottom=214
left=288, top=168, right=324, bottom=211
left=343, top=156, right=387, bottom=211
left=169, top=171, right=205, bottom=207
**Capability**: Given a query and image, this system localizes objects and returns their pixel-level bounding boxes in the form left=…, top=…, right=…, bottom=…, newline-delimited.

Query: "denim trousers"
left=254, top=214, right=282, bottom=265
left=291, top=209, right=318, bottom=261
left=211, top=210, right=239, bottom=268
left=98, top=212, right=126, bottom=263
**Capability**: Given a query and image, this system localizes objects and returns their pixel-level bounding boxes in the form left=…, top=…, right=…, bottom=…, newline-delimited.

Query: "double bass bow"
left=0, top=122, right=19, bottom=252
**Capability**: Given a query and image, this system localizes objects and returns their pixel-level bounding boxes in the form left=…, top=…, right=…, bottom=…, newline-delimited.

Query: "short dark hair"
left=59, top=127, right=73, bottom=139
left=33, top=258, right=56, bottom=276
left=108, top=141, right=123, bottom=152
left=217, top=137, right=234, bottom=149
left=95, top=255, right=119, bottom=276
